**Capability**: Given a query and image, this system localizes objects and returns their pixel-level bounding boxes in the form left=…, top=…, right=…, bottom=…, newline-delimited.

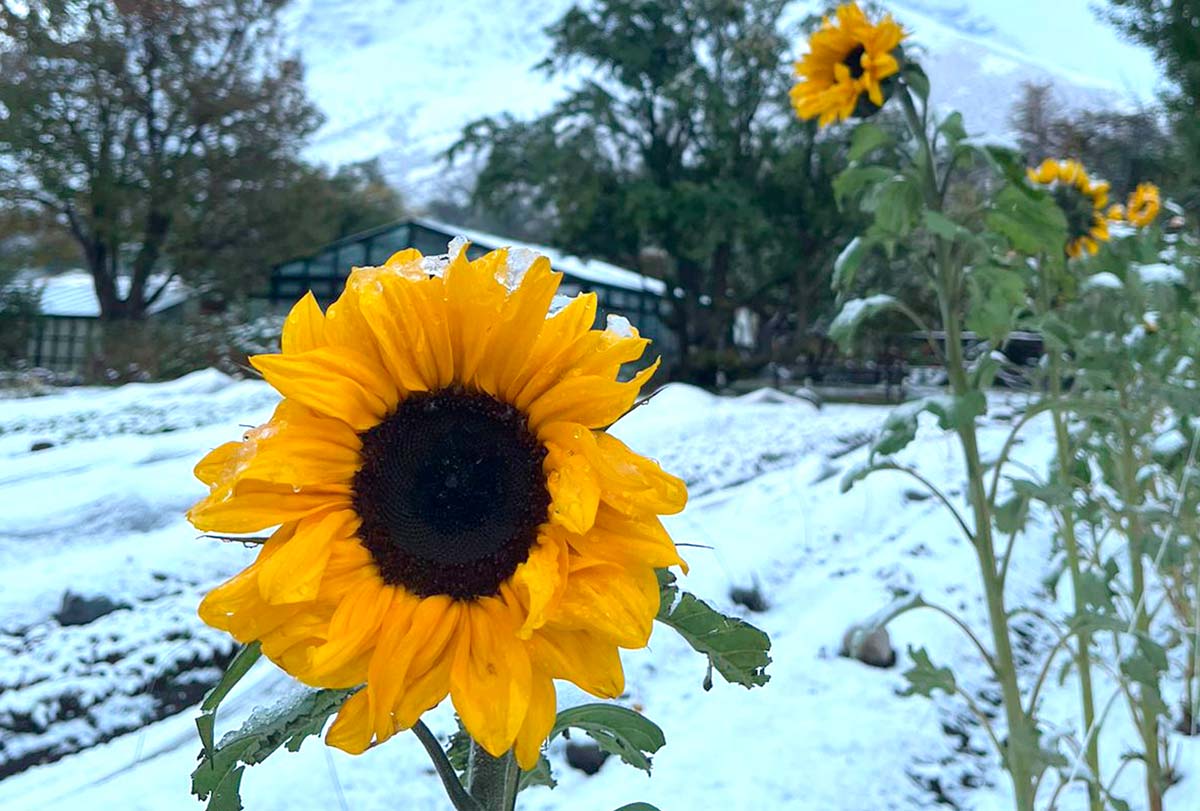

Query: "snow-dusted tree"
left=450, top=0, right=861, bottom=381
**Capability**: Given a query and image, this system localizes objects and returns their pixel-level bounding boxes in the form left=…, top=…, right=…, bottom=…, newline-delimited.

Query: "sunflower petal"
left=303, top=579, right=394, bottom=681
left=513, top=671, right=557, bottom=770
left=509, top=530, right=569, bottom=638
left=281, top=292, right=327, bottom=354
left=450, top=598, right=532, bottom=757
left=527, top=361, right=659, bottom=430
left=257, top=510, right=356, bottom=604
left=188, top=481, right=349, bottom=534
left=566, top=505, right=687, bottom=572
left=326, top=689, right=373, bottom=755
left=250, top=347, right=396, bottom=431
left=529, top=626, right=624, bottom=698
left=550, top=562, right=659, bottom=648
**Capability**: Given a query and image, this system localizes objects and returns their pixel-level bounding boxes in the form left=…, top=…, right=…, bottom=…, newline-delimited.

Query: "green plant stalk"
left=941, top=285, right=1037, bottom=811
left=899, top=83, right=1037, bottom=811
left=466, top=740, right=519, bottom=811
left=1116, top=421, right=1165, bottom=811
left=1038, top=269, right=1103, bottom=811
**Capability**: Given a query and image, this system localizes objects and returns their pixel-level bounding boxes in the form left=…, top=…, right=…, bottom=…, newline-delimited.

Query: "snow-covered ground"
left=0, top=372, right=1196, bottom=810
left=283, top=0, right=1164, bottom=203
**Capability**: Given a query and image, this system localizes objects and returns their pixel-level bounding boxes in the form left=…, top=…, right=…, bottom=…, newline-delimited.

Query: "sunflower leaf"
left=196, top=642, right=262, bottom=755
left=518, top=754, right=558, bottom=791
left=655, top=569, right=772, bottom=688
left=900, top=646, right=957, bottom=698
left=828, top=294, right=901, bottom=350
left=191, top=685, right=356, bottom=810
left=551, top=704, right=665, bottom=773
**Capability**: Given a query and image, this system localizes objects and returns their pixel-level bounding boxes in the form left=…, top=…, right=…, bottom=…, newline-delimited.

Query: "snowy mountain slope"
left=0, top=371, right=1195, bottom=809
left=284, top=0, right=1163, bottom=203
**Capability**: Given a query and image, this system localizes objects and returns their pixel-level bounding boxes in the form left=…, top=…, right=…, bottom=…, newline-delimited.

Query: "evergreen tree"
left=449, top=0, right=859, bottom=381
left=1105, top=0, right=1200, bottom=205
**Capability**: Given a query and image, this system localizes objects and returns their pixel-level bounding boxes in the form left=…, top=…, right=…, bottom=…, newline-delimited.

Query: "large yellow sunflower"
left=1126, top=182, right=1161, bottom=228
left=1027, top=158, right=1112, bottom=258
left=188, top=245, right=688, bottom=769
left=791, top=1, right=906, bottom=128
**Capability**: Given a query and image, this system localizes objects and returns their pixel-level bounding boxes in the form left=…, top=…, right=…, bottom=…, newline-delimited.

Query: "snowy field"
left=0, top=372, right=1196, bottom=810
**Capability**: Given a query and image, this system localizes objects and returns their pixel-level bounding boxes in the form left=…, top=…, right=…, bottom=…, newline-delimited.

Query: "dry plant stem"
left=466, top=740, right=519, bottom=811
left=1039, top=267, right=1102, bottom=811
left=900, top=83, right=1037, bottom=811
left=1117, top=421, right=1165, bottom=811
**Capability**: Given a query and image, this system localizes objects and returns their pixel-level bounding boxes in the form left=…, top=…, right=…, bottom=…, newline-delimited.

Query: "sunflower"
left=791, top=2, right=906, bottom=128
left=1126, top=182, right=1161, bottom=228
left=1027, top=158, right=1112, bottom=258
left=188, top=245, right=688, bottom=769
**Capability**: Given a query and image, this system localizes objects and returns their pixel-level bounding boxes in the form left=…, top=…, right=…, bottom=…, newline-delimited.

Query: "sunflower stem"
left=411, top=721, right=483, bottom=811
left=466, top=739, right=519, bottom=811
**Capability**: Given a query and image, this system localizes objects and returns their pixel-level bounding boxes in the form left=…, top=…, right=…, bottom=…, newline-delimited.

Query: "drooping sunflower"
left=1027, top=158, right=1112, bottom=258
left=1126, top=182, right=1161, bottom=228
left=189, top=246, right=688, bottom=768
left=791, top=1, right=906, bottom=128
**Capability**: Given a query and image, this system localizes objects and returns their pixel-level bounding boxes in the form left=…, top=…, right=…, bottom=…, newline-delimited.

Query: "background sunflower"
left=1026, top=158, right=1112, bottom=257
left=791, top=1, right=906, bottom=128
left=189, top=246, right=688, bottom=768
left=1126, top=182, right=1161, bottom=227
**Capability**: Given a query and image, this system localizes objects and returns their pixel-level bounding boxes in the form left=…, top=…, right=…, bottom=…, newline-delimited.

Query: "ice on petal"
left=502, top=247, right=542, bottom=291
left=605, top=313, right=635, bottom=338
left=447, top=235, right=469, bottom=261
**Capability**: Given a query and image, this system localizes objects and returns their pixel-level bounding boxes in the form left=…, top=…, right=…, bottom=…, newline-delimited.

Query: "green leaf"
left=987, top=184, right=1068, bottom=255
left=839, top=457, right=887, bottom=493
left=966, top=265, right=1026, bottom=345
left=614, top=805, right=662, bottom=811
left=902, top=63, right=930, bottom=102
left=1121, top=637, right=1168, bottom=688
left=192, top=686, right=356, bottom=810
left=936, top=111, right=967, bottom=144
left=832, top=236, right=867, bottom=294
left=871, top=175, right=922, bottom=237
left=197, top=642, right=262, bottom=755
left=900, top=646, right=956, bottom=697
left=848, top=122, right=892, bottom=161
left=1076, top=558, right=1119, bottom=614
left=446, top=726, right=469, bottom=774
left=656, top=569, right=771, bottom=688
left=833, top=164, right=893, bottom=209
left=828, top=294, right=900, bottom=349
left=968, top=351, right=1002, bottom=390
left=519, top=754, right=557, bottom=791
left=872, top=393, right=987, bottom=456
left=551, top=705, right=666, bottom=773
left=922, top=210, right=970, bottom=243
left=993, top=490, right=1031, bottom=535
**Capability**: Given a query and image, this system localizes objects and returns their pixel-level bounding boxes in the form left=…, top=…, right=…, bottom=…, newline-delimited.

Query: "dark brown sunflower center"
left=1053, top=186, right=1097, bottom=241
left=352, top=388, right=550, bottom=599
left=843, top=44, right=867, bottom=79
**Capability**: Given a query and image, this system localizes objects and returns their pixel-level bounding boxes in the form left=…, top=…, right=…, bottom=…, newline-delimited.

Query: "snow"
left=1082, top=272, right=1123, bottom=292
left=829, top=294, right=897, bottom=334
left=5, top=270, right=190, bottom=318
left=1152, top=429, right=1187, bottom=458
left=415, top=217, right=666, bottom=296
left=0, top=376, right=1196, bottom=810
left=1135, top=263, right=1186, bottom=286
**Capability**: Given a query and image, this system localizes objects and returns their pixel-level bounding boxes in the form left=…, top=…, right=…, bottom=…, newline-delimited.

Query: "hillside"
left=280, top=0, right=1164, bottom=203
